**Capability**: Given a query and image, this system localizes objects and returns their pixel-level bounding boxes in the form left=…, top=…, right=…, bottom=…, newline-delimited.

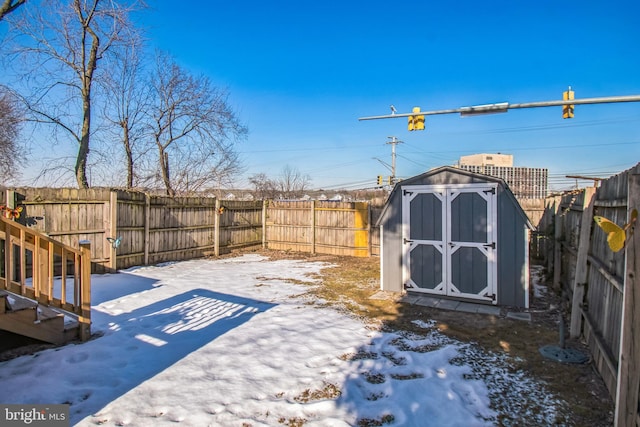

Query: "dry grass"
left=293, top=382, right=342, bottom=403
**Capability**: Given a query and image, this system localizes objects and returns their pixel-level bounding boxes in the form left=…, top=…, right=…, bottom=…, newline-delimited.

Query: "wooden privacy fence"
left=4, top=189, right=383, bottom=272
left=6, top=188, right=263, bottom=272
left=537, top=163, right=640, bottom=427
left=265, top=200, right=380, bottom=257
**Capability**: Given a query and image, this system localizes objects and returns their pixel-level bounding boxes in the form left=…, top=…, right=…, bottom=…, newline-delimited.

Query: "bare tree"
left=277, top=165, right=311, bottom=199
left=7, top=0, right=141, bottom=188
left=0, top=0, right=25, bottom=21
left=100, top=37, right=150, bottom=189
left=0, top=87, right=23, bottom=179
left=147, top=52, right=247, bottom=196
left=248, top=172, right=278, bottom=199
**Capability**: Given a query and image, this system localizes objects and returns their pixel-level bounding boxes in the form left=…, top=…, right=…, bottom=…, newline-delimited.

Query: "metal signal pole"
left=359, top=93, right=640, bottom=122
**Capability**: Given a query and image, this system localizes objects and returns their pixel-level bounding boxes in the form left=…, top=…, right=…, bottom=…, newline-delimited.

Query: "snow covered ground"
left=0, top=254, right=564, bottom=426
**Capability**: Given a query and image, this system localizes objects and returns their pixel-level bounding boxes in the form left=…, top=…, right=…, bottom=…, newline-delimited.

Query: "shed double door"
left=402, top=183, right=498, bottom=303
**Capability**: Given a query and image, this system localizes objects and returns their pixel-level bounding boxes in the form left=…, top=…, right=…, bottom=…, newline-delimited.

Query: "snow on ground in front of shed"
left=0, top=254, right=565, bottom=426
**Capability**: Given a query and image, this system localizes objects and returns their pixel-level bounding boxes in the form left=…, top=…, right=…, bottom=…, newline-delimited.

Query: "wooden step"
left=62, top=322, right=80, bottom=343
left=0, top=310, right=67, bottom=345
left=3, top=291, right=37, bottom=312
left=0, top=291, right=71, bottom=345
left=37, top=304, right=65, bottom=322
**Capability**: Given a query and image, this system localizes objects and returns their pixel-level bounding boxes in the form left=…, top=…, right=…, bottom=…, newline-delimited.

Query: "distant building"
left=456, top=153, right=548, bottom=199
left=459, top=153, right=514, bottom=167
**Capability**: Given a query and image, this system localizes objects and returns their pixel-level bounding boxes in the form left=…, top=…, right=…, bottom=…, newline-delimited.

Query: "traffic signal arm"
left=359, top=94, right=640, bottom=122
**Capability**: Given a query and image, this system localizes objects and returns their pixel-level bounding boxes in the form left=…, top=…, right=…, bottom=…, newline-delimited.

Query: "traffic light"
left=408, top=106, right=425, bottom=131
left=377, top=175, right=383, bottom=185
left=563, top=87, right=575, bottom=119
left=413, top=107, right=425, bottom=130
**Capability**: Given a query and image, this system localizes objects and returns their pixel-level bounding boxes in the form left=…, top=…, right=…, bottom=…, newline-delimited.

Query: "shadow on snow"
left=68, top=288, right=276, bottom=424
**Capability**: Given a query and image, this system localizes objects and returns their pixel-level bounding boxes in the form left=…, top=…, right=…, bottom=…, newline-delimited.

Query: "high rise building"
left=459, top=153, right=514, bottom=167
left=456, top=153, right=548, bottom=199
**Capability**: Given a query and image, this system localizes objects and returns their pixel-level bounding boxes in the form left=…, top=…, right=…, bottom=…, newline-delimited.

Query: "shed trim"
left=376, top=166, right=534, bottom=230
left=400, top=182, right=499, bottom=303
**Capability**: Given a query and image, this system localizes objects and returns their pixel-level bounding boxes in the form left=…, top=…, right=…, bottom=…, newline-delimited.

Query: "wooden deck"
left=0, top=215, right=91, bottom=345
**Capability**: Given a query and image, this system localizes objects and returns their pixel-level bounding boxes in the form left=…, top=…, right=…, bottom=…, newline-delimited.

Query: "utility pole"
left=387, top=136, right=403, bottom=184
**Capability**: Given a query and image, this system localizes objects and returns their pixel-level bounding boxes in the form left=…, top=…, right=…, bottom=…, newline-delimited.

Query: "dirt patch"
left=293, top=382, right=342, bottom=403
left=248, top=248, right=614, bottom=427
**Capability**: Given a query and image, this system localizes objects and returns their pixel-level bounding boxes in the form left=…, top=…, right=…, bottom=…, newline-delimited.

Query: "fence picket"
left=614, top=173, right=640, bottom=427
left=535, top=163, right=640, bottom=425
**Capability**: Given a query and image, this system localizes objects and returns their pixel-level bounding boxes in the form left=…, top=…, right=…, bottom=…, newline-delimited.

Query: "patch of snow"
left=531, top=265, right=548, bottom=299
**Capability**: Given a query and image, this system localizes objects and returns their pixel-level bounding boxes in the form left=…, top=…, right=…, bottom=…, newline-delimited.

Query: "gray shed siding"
left=380, top=199, right=403, bottom=293
left=496, top=184, right=530, bottom=307
left=378, top=167, right=531, bottom=308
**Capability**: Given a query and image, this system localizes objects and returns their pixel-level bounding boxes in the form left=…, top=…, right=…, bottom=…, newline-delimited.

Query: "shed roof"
left=376, top=166, right=534, bottom=229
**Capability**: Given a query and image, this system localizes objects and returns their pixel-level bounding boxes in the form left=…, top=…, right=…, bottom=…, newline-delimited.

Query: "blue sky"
left=52, top=1, right=640, bottom=191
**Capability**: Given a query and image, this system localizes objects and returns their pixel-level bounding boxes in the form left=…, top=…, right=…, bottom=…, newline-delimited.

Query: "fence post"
left=545, top=197, right=558, bottom=271
left=262, top=200, right=267, bottom=249
left=570, top=187, right=596, bottom=338
left=552, top=196, right=564, bottom=292
left=108, top=191, right=118, bottom=271
left=144, top=193, right=150, bottom=265
left=614, top=173, right=640, bottom=427
left=311, top=200, right=316, bottom=255
left=78, top=240, right=91, bottom=342
left=367, top=202, right=372, bottom=257
left=353, top=202, right=369, bottom=257
left=214, top=198, right=220, bottom=257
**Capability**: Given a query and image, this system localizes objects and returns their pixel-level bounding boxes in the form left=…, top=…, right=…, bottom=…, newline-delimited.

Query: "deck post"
left=79, top=240, right=92, bottom=342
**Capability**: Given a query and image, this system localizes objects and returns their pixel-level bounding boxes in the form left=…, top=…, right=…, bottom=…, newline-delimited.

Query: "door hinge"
left=403, top=189, right=413, bottom=196
left=483, top=188, right=496, bottom=195
left=404, top=238, right=413, bottom=244
left=483, top=242, right=496, bottom=249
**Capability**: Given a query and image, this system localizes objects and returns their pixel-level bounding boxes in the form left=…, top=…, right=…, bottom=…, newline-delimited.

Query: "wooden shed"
left=377, top=166, right=533, bottom=308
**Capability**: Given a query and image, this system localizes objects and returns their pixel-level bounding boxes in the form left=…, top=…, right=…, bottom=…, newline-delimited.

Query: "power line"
left=238, top=141, right=380, bottom=154
left=399, top=140, right=639, bottom=155
left=447, top=115, right=640, bottom=135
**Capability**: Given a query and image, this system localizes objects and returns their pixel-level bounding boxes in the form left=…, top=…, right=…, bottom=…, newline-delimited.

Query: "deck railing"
left=0, top=215, right=91, bottom=341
